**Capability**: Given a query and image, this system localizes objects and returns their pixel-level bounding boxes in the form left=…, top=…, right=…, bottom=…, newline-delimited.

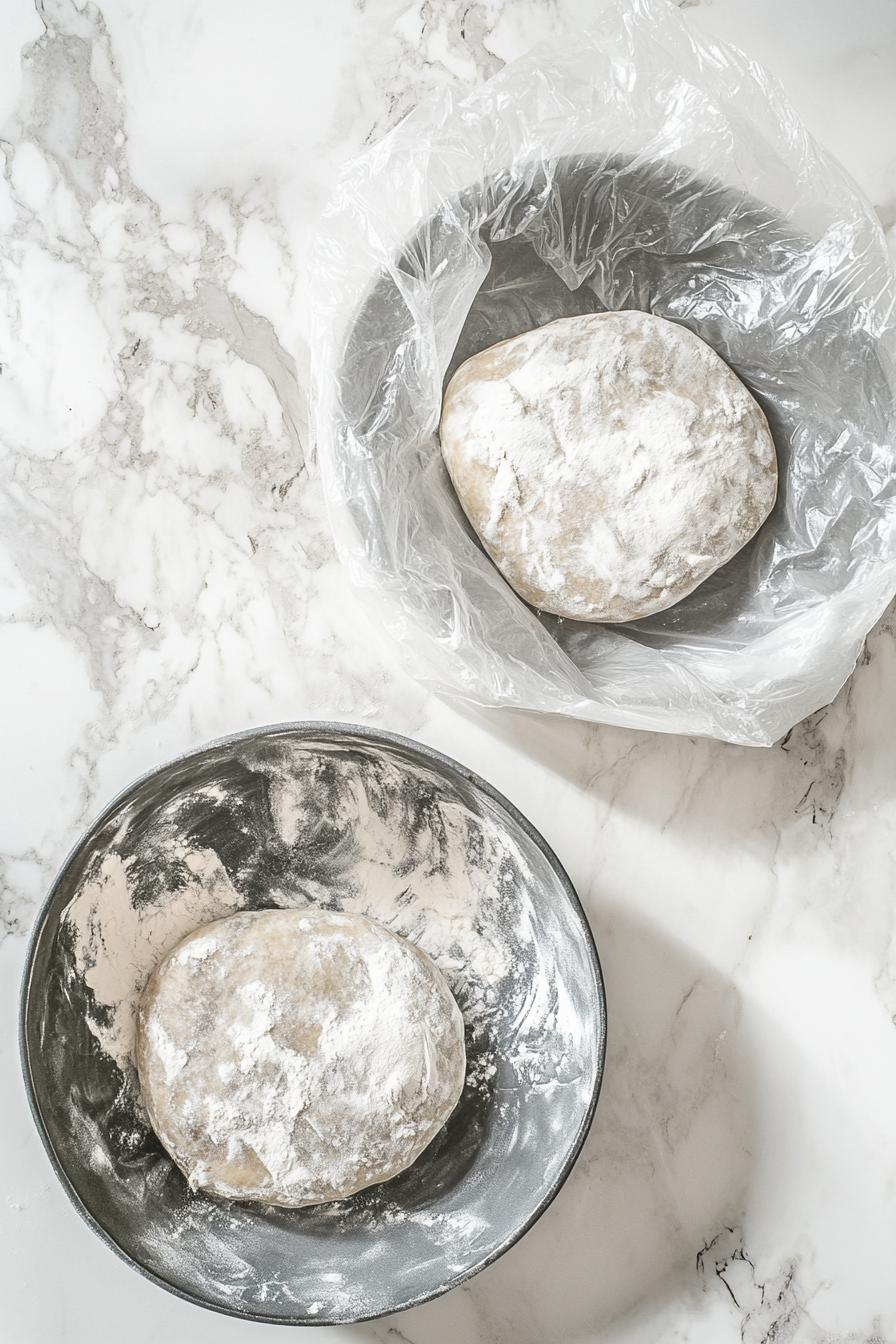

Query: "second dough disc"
left=439, top=311, right=777, bottom=622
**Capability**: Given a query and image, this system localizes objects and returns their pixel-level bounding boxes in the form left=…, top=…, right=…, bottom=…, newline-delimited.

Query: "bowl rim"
left=19, top=719, right=607, bottom=1326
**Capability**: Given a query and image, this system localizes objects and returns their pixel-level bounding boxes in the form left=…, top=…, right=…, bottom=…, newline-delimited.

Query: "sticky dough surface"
left=136, top=908, right=466, bottom=1207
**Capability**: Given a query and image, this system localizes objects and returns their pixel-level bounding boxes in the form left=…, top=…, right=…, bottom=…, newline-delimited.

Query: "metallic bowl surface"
left=20, top=722, right=606, bottom=1325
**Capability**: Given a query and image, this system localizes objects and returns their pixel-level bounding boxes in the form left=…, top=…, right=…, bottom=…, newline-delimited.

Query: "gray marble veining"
left=3, top=1, right=896, bottom=1341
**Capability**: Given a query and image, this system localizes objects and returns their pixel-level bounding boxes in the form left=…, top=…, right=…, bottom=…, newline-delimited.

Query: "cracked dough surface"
left=136, top=908, right=466, bottom=1207
left=439, top=311, right=777, bottom=622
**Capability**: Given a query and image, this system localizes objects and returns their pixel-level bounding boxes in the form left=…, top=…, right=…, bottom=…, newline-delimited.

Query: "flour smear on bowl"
left=62, top=742, right=569, bottom=1115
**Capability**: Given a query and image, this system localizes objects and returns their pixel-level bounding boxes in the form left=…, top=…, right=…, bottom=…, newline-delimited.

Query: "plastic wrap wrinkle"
left=310, top=0, right=896, bottom=746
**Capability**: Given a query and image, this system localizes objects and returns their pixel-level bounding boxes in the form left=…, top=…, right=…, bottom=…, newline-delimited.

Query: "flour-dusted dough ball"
left=136, top=909, right=466, bottom=1206
left=439, top=311, right=777, bottom=622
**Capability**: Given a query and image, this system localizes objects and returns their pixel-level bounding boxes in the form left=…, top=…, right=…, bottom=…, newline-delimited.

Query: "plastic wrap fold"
left=310, top=0, right=896, bottom=746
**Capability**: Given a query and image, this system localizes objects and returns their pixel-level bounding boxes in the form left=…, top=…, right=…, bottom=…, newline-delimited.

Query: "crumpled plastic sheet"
left=310, top=0, right=896, bottom=746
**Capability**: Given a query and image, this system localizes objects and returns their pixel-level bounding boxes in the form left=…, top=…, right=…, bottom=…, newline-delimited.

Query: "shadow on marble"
left=446, top=681, right=859, bottom=851
left=364, top=905, right=755, bottom=1344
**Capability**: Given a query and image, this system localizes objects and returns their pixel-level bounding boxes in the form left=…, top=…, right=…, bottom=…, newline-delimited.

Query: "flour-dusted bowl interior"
left=20, top=723, right=605, bottom=1326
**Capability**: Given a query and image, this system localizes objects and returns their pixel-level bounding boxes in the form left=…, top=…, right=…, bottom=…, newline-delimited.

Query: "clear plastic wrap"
left=309, top=0, right=896, bottom=746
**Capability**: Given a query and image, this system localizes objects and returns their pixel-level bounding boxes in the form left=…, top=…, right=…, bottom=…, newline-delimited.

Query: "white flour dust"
left=137, top=909, right=467, bottom=1206
left=64, top=846, right=243, bottom=1071
left=440, top=310, right=777, bottom=622
left=267, top=761, right=512, bottom=988
left=62, top=747, right=524, bottom=1086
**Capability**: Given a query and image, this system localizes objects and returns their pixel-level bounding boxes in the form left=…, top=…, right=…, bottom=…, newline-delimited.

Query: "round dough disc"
left=439, top=311, right=777, bottom=622
left=136, top=908, right=466, bottom=1207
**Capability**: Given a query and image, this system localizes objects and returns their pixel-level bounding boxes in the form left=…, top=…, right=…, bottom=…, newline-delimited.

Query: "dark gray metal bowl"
left=20, top=723, right=605, bottom=1325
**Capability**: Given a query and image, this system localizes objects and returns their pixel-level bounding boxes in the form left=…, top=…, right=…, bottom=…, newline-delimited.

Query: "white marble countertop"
left=4, top=0, right=896, bottom=1340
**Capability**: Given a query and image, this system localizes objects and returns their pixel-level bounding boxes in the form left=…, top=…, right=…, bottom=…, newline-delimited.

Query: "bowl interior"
left=21, top=724, right=605, bottom=1325
left=336, top=153, right=895, bottom=703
